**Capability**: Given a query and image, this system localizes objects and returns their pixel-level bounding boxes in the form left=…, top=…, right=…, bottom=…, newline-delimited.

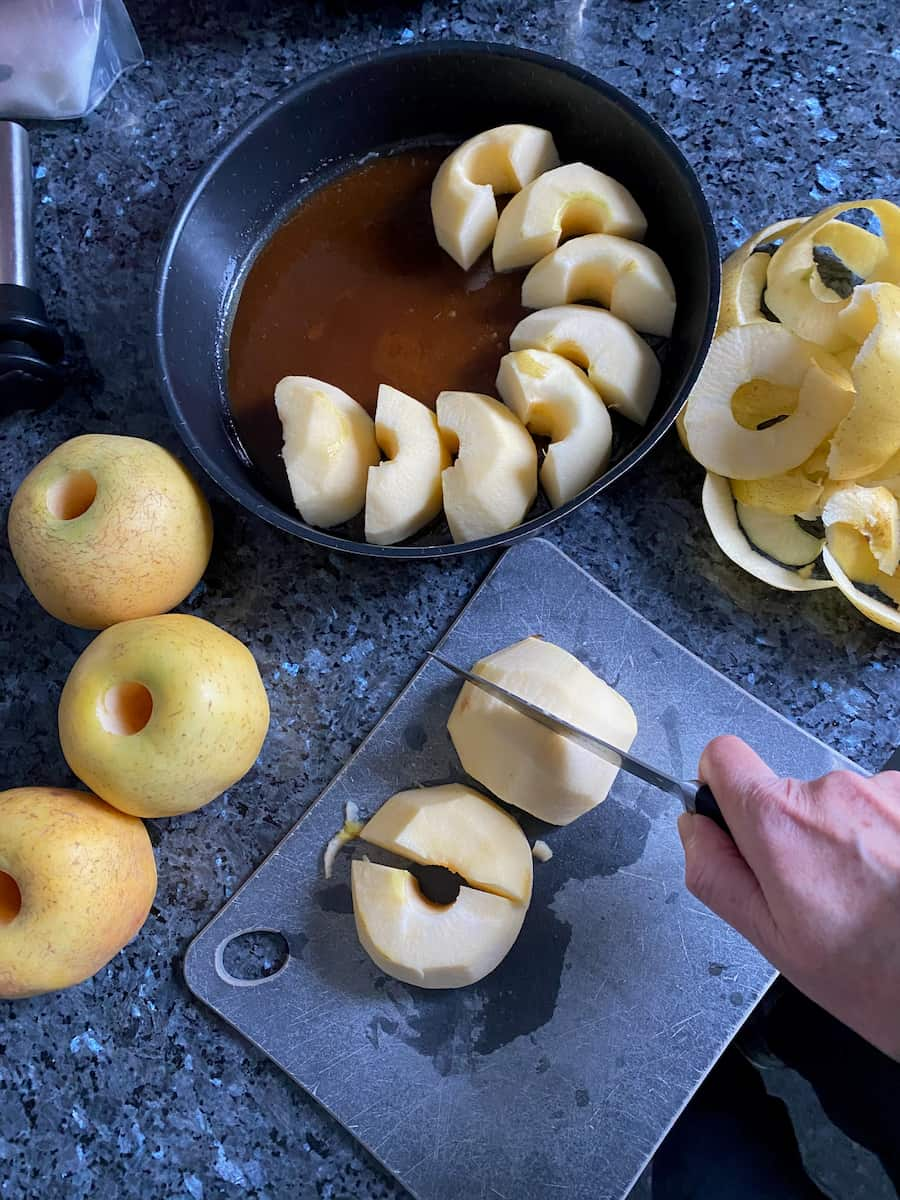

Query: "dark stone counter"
left=0, top=2, right=897, bottom=1198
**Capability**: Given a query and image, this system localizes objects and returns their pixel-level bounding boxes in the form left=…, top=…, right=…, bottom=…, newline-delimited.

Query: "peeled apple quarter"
left=510, top=304, right=661, bottom=426
left=447, top=637, right=638, bottom=825
left=436, top=391, right=537, bottom=543
left=365, top=385, right=450, bottom=545
left=430, top=124, right=559, bottom=270
left=496, top=350, right=612, bottom=506
left=521, top=233, right=677, bottom=337
left=351, top=783, right=532, bottom=988
left=682, top=323, right=854, bottom=479
left=275, top=376, right=379, bottom=528
left=493, top=163, right=647, bottom=272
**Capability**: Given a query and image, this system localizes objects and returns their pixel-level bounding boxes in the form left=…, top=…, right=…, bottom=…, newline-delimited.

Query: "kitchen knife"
left=429, top=651, right=730, bottom=836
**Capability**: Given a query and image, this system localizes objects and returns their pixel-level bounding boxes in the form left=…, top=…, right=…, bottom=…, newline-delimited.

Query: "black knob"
left=0, top=283, right=64, bottom=413
left=0, top=122, right=65, bottom=414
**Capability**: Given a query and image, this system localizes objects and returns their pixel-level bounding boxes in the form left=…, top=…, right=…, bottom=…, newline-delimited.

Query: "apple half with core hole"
left=365, top=384, right=450, bottom=545
left=436, top=391, right=537, bottom=542
left=351, top=784, right=532, bottom=988
left=430, top=124, right=559, bottom=270
left=521, top=233, right=677, bottom=337
left=447, top=637, right=638, bottom=825
left=510, top=304, right=661, bottom=425
left=58, top=614, right=270, bottom=818
left=492, top=163, right=647, bottom=272
left=276, top=376, right=379, bottom=528
left=0, top=787, right=157, bottom=999
left=496, top=350, right=612, bottom=506
left=7, top=434, right=213, bottom=630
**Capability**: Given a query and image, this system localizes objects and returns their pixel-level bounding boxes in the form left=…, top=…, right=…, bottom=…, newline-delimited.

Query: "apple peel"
left=765, top=200, right=900, bottom=352
left=823, top=547, right=900, bottom=632
left=701, top=473, right=833, bottom=591
left=822, top=484, right=900, bottom=576
left=827, top=283, right=900, bottom=479
left=683, top=324, right=854, bottom=479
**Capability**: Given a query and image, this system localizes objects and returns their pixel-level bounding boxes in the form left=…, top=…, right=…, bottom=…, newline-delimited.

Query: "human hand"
left=679, top=735, right=900, bottom=1061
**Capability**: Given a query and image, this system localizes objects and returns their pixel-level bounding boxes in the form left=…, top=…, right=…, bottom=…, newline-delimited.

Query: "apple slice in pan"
left=493, top=163, right=647, bottom=272
left=521, top=234, right=677, bottom=337
left=447, top=636, right=638, bottom=826
left=496, top=350, right=612, bottom=506
left=275, top=376, right=379, bottom=529
left=365, top=385, right=450, bottom=546
left=510, top=304, right=661, bottom=425
left=431, top=124, right=559, bottom=270
left=352, top=783, right=532, bottom=988
left=436, top=390, right=537, bottom=543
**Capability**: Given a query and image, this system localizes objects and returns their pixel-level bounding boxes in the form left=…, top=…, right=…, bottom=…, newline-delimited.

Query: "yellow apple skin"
left=58, top=615, right=270, bottom=818
left=0, top=787, right=157, bottom=999
left=7, top=434, right=213, bottom=630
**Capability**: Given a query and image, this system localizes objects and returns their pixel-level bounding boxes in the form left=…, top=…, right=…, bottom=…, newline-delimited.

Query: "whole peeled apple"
left=8, top=434, right=213, bottom=629
left=58, top=614, right=270, bottom=818
left=0, top=787, right=157, bottom=999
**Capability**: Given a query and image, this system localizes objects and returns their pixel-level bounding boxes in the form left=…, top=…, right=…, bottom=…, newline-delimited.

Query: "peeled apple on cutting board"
left=679, top=196, right=900, bottom=631
left=348, top=638, right=636, bottom=989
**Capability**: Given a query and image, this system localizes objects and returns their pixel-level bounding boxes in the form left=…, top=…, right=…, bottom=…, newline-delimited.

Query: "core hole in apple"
left=409, top=863, right=464, bottom=908
left=220, top=929, right=290, bottom=983
left=0, top=872, right=22, bottom=925
left=99, top=682, right=154, bottom=736
left=46, top=470, right=98, bottom=520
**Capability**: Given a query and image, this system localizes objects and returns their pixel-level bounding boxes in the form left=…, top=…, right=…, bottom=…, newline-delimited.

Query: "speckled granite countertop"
left=0, top=2, right=898, bottom=1198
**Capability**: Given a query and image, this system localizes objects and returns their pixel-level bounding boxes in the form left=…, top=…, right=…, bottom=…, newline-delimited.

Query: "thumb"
left=678, top=812, right=778, bottom=957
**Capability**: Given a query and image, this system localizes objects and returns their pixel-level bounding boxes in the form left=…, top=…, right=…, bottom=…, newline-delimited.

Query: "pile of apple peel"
left=679, top=198, right=900, bottom=631
left=336, top=636, right=637, bottom=989
left=275, top=124, right=676, bottom=545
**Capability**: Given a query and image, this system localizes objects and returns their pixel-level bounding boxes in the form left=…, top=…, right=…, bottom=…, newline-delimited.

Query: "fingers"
left=678, top=811, right=778, bottom=957
left=699, top=734, right=778, bottom=797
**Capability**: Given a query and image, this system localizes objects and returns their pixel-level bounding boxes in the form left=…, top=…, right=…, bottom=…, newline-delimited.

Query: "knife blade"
left=429, top=651, right=730, bottom=836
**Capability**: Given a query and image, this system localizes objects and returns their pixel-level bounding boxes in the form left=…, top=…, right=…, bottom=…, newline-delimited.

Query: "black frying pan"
left=154, top=41, right=720, bottom=559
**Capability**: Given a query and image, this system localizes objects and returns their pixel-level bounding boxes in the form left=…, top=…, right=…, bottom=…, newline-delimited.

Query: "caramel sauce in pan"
left=227, top=149, right=526, bottom=506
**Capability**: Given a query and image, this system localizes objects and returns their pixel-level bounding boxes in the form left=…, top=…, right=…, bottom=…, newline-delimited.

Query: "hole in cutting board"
left=215, top=929, right=290, bottom=987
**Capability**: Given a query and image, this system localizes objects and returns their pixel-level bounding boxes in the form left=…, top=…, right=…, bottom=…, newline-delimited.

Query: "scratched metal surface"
left=184, top=538, right=851, bottom=1200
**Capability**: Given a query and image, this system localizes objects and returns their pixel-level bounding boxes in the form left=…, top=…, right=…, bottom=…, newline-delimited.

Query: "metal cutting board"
left=185, top=538, right=850, bottom=1200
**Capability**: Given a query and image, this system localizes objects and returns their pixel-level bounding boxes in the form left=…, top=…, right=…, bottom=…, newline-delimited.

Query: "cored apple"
left=7, top=434, right=212, bottom=630
left=58, top=614, right=270, bottom=818
left=0, top=787, right=157, bottom=999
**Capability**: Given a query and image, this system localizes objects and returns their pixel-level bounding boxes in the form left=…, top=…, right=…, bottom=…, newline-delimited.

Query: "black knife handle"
left=691, top=783, right=731, bottom=838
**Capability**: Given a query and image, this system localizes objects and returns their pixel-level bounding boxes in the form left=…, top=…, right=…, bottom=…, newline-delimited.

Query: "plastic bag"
left=0, top=0, right=143, bottom=120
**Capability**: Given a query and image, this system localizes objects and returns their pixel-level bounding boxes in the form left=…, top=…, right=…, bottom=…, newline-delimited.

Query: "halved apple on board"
left=351, top=784, right=532, bottom=988
left=447, top=637, right=638, bottom=826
